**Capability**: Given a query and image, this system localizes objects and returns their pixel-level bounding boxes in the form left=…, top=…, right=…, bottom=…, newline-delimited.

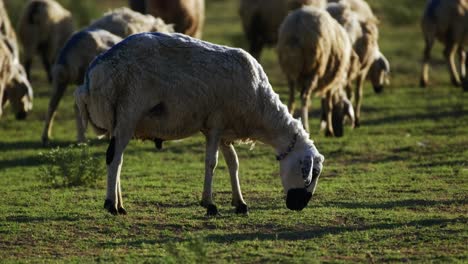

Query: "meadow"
left=0, top=0, right=467, bottom=262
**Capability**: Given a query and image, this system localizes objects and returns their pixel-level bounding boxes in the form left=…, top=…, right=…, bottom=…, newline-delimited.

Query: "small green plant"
left=38, top=143, right=104, bottom=188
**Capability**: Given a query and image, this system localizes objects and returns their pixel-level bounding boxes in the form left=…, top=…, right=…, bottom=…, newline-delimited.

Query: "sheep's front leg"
left=201, top=130, right=220, bottom=216
left=323, top=91, right=334, bottom=137
left=220, top=143, right=248, bottom=215
left=104, top=129, right=132, bottom=215
left=420, top=34, right=434, bottom=88
left=459, top=48, right=466, bottom=79
left=299, top=76, right=317, bottom=132
left=444, top=41, right=461, bottom=87
left=74, top=104, right=86, bottom=143
left=354, top=73, right=366, bottom=128
left=287, top=78, right=296, bottom=114
left=41, top=81, right=67, bottom=146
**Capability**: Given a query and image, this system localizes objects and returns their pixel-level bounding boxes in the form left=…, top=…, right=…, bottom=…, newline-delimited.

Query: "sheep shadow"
left=321, top=198, right=467, bottom=210
left=204, top=217, right=465, bottom=243
left=364, top=109, right=468, bottom=126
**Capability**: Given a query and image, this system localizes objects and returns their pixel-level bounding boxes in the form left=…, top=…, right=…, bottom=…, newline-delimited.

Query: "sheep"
left=277, top=6, right=355, bottom=137
left=0, top=36, right=33, bottom=120
left=40, top=8, right=175, bottom=146
left=0, top=0, right=18, bottom=46
left=420, top=0, right=468, bottom=91
left=326, top=1, right=380, bottom=127
left=74, top=32, right=325, bottom=215
left=367, top=50, right=390, bottom=93
left=87, top=7, right=174, bottom=39
left=239, top=0, right=326, bottom=60
left=17, top=0, right=74, bottom=83
left=129, top=0, right=205, bottom=38
left=328, top=0, right=378, bottom=23
left=41, top=29, right=122, bottom=146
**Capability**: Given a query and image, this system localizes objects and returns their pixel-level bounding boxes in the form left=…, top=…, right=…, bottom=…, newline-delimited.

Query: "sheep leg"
left=354, top=73, right=366, bottom=128
left=74, top=104, right=86, bottom=143
left=24, top=58, right=33, bottom=81
left=420, top=35, right=434, bottom=88
left=287, top=78, right=296, bottom=114
left=459, top=48, right=466, bottom=78
left=39, top=50, right=52, bottom=83
left=201, top=130, right=220, bottom=216
left=220, top=143, right=248, bottom=215
left=323, top=91, right=334, bottom=137
left=300, top=76, right=317, bottom=132
left=104, top=129, right=132, bottom=215
left=464, top=51, right=468, bottom=92
left=41, top=81, right=67, bottom=146
left=444, top=40, right=461, bottom=87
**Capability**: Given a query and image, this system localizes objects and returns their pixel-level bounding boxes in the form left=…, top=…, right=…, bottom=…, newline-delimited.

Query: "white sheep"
left=88, top=7, right=174, bottom=39
left=75, top=32, right=325, bottom=215
left=239, top=0, right=326, bottom=60
left=41, top=29, right=122, bottom=146
left=0, top=36, right=33, bottom=120
left=277, top=6, right=355, bottom=136
left=17, top=0, right=74, bottom=82
left=420, top=0, right=468, bottom=91
left=0, top=0, right=18, bottom=49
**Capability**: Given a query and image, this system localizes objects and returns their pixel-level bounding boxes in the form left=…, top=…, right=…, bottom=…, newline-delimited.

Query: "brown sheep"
left=129, top=0, right=205, bottom=38
left=17, top=0, right=74, bottom=82
left=420, top=0, right=468, bottom=91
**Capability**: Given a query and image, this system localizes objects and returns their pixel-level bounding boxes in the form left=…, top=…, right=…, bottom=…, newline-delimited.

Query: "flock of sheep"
left=0, top=0, right=466, bottom=215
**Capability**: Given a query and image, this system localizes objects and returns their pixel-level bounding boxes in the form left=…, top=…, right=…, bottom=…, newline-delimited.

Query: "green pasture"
left=0, top=0, right=467, bottom=262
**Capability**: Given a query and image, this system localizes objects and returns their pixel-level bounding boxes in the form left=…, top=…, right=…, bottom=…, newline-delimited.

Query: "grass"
left=1, top=0, right=467, bottom=262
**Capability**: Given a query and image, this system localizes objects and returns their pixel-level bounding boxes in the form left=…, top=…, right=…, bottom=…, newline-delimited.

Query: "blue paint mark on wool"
left=426, top=0, right=441, bottom=19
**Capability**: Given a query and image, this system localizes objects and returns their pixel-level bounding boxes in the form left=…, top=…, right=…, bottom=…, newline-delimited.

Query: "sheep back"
left=78, top=33, right=291, bottom=142
left=277, top=7, right=351, bottom=97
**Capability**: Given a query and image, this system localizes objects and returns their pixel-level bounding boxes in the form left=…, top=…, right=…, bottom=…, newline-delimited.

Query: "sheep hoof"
left=419, top=78, right=428, bottom=88
left=235, top=203, right=249, bottom=215
left=154, top=138, right=163, bottom=150
left=451, top=77, right=461, bottom=87
left=463, top=80, right=468, bottom=92
left=118, top=206, right=127, bottom=215
left=104, top=199, right=118, bottom=215
left=41, top=136, right=50, bottom=147
left=354, top=119, right=361, bottom=128
left=206, top=204, right=219, bottom=216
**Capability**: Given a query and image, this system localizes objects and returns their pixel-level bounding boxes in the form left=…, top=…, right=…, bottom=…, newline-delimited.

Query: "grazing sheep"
left=88, top=7, right=174, bottom=38
left=420, top=0, right=468, bottom=91
left=239, top=0, right=326, bottom=60
left=41, top=29, right=122, bottom=146
left=128, top=0, right=204, bottom=38
left=75, top=32, right=325, bottom=215
left=327, top=1, right=379, bottom=127
left=277, top=6, right=355, bottom=136
left=0, top=36, right=33, bottom=120
left=17, top=0, right=74, bottom=82
left=0, top=0, right=18, bottom=46
left=367, top=50, right=390, bottom=93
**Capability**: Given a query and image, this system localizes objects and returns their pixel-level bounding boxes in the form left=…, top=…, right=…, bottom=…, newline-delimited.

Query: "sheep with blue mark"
left=87, top=7, right=174, bottom=39
left=18, top=0, right=74, bottom=82
left=420, top=0, right=468, bottom=91
left=75, top=32, right=324, bottom=216
left=239, top=0, right=326, bottom=60
left=277, top=6, right=355, bottom=137
left=41, top=29, right=122, bottom=146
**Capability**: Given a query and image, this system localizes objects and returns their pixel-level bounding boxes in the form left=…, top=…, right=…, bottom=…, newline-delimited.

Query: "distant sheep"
left=18, top=0, right=74, bottom=82
left=277, top=6, right=355, bottom=137
left=75, top=32, right=325, bottom=215
left=88, top=7, right=174, bottom=38
left=129, top=0, right=205, bottom=38
left=239, top=0, right=326, bottom=60
left=41, top=29, right=122, bottom=146
left=0, top=36, right=33, bottom=120
left=420, top=0, right=468, bottom=91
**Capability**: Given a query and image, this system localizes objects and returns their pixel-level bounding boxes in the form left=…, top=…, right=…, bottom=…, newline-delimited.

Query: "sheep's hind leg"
left=354, top=73, right=366, bottom=128
left=41, top=81, right=67, bottom=146
left=221, top=143, right=248, bottom=215
left=200, top=130, right=221, bottom=216
left=287, top=78, right=296, bottom=114
left=104, top=128, right=133, bottom=215
left=444, top=40, right=461, bottom=87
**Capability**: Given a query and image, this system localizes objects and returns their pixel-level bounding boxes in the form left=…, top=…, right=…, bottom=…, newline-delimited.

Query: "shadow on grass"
left=4, top=214, right=94, bottom=223
left=205, top=217, right=466, bottom=243
left=322, top=199, right=467, bottom=210
left=364, top=109, right=468, bottom=126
